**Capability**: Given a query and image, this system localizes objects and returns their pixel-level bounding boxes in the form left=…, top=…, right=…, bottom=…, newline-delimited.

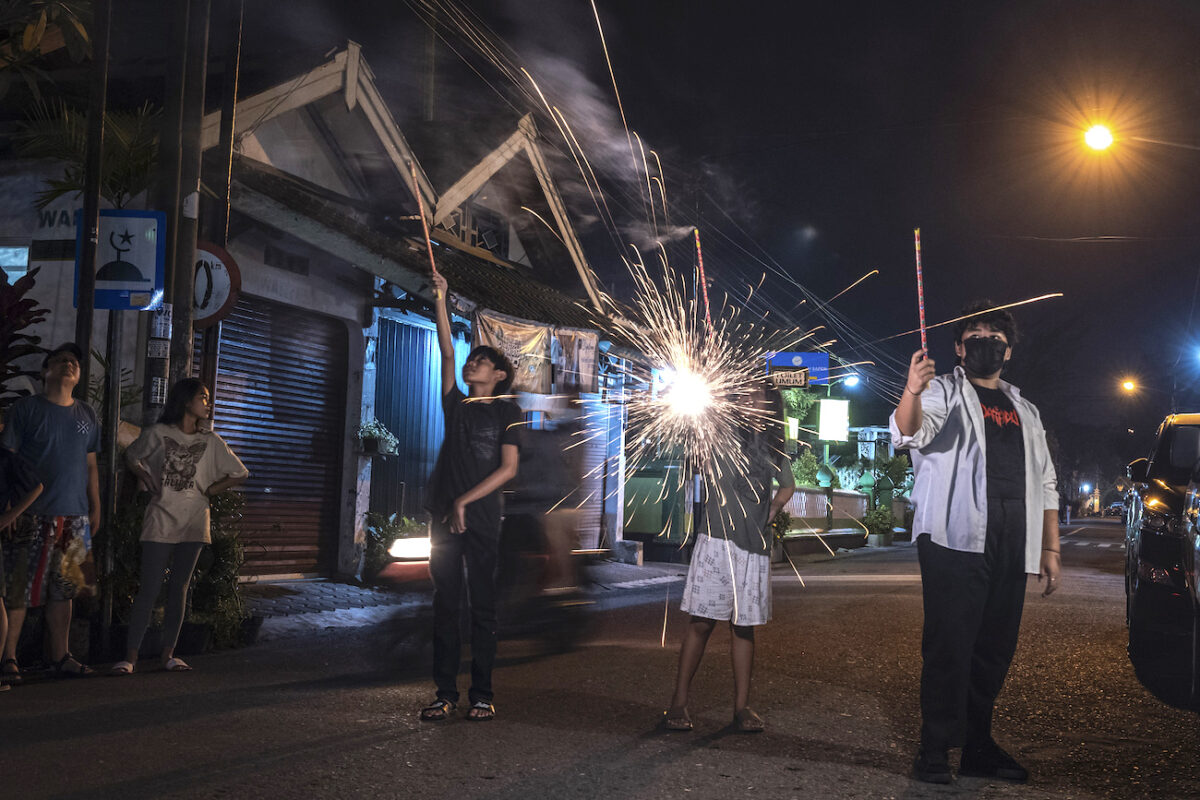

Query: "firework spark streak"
left=408, top=160, right=441, bottom=298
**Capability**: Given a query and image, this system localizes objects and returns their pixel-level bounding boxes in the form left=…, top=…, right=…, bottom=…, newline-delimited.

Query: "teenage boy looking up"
left=420, top=271, right=521, bottom=723
left=1, top=343, right=101, bottom=679
left=891, top=302, right=1060, bottom=785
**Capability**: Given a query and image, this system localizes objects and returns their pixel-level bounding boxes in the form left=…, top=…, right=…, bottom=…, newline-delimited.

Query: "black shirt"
left=975, top=385, right=1025, bottom=500
left=426, top=387, right=523, bottom=536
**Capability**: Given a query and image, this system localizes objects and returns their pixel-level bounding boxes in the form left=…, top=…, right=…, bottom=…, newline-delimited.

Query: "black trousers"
left=429, top=522, right=499, bottom=705
left=917, top=497, right=1027, bottom=753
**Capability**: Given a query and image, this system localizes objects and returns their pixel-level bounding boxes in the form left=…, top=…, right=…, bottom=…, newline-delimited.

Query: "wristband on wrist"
left=904, top=386, right=922, bottom=396
left=1042, top=548, right=1060, bottom=553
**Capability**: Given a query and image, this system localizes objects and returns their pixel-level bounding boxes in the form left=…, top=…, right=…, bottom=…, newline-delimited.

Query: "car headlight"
left=1142, top=508, right=1182, bottom=536
left=389, top=536, right=431, bottom=560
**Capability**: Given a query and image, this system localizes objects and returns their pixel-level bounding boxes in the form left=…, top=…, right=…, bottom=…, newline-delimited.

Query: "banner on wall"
left=552, top=326, right=599, bottom=393
left=474, top=309, right=552, bottom=394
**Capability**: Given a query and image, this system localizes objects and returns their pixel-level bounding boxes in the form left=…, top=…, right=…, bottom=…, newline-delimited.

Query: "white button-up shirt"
left=889, top=367, right=1058, bottom=574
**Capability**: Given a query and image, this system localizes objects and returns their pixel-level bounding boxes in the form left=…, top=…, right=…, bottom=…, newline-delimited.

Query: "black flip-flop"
left=419, top=698, right=457, bottom=721
left=467, top=700, right=495, bottom=721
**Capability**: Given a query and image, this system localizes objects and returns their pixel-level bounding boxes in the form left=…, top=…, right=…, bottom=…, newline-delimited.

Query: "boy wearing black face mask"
left=890, top=300, right=1061, bottom=786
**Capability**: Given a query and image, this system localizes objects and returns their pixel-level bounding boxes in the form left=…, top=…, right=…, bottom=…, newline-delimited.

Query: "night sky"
left=108, top=1, right=1200, bottom=482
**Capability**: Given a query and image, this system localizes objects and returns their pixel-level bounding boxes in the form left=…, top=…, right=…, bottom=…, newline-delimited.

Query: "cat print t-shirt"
left=126, top=423, right=249, bottom=544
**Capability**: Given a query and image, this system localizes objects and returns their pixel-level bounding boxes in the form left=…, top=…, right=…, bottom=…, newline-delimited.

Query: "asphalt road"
left=4, top=519, right=1199, bottom=799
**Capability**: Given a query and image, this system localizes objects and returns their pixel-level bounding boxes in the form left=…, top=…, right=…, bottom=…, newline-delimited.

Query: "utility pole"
left=142, top=0, right=189, bottom=421
left=169, top=0, right=211, bottom=387
left=199, top=0, right=243, bottom=395
left=74, top=0, right=111, bottom=395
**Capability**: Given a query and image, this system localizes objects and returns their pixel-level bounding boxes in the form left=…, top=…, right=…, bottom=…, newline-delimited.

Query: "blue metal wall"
left=371, top=316, right=468, bottom=519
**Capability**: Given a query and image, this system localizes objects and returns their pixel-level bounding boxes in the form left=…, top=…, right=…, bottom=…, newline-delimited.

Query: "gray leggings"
left=126, top=542, right=205, bottom=657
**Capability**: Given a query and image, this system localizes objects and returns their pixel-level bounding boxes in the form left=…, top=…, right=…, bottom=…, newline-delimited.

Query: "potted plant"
left=768, top=508, right=792, bottom=563
left=187, top=489, right=252, bottom=650
left=357, top=417, right=399, bottom=456
left=862, top=506, right=896, bottom=547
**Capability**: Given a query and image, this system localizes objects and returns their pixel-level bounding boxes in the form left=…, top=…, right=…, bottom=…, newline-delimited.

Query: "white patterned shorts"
left=680, top=533, right=772, bottom=626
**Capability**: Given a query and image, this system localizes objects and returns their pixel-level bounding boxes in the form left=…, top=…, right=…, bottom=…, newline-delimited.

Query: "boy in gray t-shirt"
left=0, top=343, right=100, bottom=680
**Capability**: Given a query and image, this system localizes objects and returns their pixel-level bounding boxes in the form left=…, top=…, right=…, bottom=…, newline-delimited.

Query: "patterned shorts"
left=680, top=533, right=772, bottom=626
left=2, top=514, right=96, bottom=609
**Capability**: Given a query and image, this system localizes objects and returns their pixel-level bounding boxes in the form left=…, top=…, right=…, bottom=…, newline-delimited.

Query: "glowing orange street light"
left=1121, top=379, right=1137, bottom=393
left=1085, top=124, right=1114, bottom=150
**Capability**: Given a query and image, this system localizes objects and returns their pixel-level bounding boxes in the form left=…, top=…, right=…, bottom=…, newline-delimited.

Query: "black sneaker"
left=912, top=749, right=953, bottom=784
left=959, top=740, right=1028, bottom=783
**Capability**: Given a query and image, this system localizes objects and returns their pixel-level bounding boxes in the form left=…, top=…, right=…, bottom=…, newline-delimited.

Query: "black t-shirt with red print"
left=975, top=386, right=1025, bottom=500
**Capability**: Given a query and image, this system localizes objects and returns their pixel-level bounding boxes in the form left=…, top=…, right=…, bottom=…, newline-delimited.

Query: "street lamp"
left=1121, top=379, right=1137, bottom=393
left=1085, top=124, right=1114, bottom=150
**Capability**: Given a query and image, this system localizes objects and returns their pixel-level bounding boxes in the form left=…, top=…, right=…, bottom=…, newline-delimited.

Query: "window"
left=0, top=246, right=29, bottom=281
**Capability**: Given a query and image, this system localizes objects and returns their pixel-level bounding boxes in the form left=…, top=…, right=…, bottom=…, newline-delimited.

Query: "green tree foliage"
left=14, top=99, right=160, bottom=209
left=0, top=1, right=91, bottom=99
left=0, top=266, right=49, bottom=413
left=792, top=449, right=819, bottom=487
left=782, top=387, right=818, bottom=423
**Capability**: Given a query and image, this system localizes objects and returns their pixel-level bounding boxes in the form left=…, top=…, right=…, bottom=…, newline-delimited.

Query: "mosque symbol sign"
left=74, top=209, right=167, bottom=310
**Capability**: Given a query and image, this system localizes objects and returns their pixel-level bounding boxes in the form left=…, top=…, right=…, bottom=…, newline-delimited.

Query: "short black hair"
left=158, top=378, right=208, bottom=426
left=42, top=342, right=83, bottom=369
left=468, top=345, right=515, bottom=396
left=953, top=299, right=1018, bottom=346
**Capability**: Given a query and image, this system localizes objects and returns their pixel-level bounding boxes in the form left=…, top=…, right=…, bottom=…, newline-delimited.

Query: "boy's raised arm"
left=432, top=272, right=457, bottom=396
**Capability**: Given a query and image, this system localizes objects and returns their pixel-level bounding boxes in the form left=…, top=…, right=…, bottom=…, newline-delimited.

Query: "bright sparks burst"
left=1084, top=124, right=1114, bottom=151
left=593, top=251, right=813, bottom=542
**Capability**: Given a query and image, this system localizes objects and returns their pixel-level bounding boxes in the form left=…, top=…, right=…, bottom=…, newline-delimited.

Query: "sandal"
left=51, top=654, right=94, bottom=679
left=733, top=707, right=765, bottom=733
left=419, top=698, right=457, bottom=721
left=163, top=658, right=192, bottom=672
left=109, top=661, right=135, bottom=676
left=663, top=706, right=693, bottom=731
left=1, top=657, right=21, bottom=685
left=467, top=700, right=496, bottom=721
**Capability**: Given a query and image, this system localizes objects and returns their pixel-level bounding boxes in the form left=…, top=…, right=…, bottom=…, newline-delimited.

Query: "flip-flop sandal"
left=467, top=700, right=496, bottom=721
left=51, top=654, right=94, bottom=679
left=163, top=658, right=192, bottom=672
left=733, top=707, right=765, bottom=733
left=663, top=706, right=693, bottom=731
left=1, top=658, right=22, bottom=685
left=419, top=699, right=457, bottom=721
left=110, top=661, right=135, bottom=676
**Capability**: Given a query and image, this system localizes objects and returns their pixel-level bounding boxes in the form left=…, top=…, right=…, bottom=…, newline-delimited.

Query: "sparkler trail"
left=876, top=293, right=1065, bottom=343
left=693, top=229, right=713, bottom=329
left=914, top=228, right=927, bottom=355
left=826, top=270, right=879, bottom=305
left=408, top=160, right=441, bottom=298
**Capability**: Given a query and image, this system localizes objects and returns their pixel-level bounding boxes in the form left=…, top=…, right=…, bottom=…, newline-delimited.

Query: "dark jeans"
left=917, top=497, right=1027, bottom=754
left=429, top=522, right=499, bottom=705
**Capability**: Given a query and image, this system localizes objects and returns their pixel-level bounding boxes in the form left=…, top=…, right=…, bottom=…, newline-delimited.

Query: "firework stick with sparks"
left=913, top=228, right=927, bottom=357
left=408, top=160, right=441, bottom=300
left=694, top=228, right=713, bottom=330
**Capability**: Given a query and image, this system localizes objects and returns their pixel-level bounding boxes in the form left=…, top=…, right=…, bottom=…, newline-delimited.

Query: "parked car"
left=1125, top=414, right=1200, bottom=676
left=1105, top=501, right=1126, bottom=518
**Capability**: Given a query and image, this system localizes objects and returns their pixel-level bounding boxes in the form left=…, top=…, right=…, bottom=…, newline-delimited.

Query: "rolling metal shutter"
left=371, top=317, right=443, bottom=518
left=197, top=296, right=347, bottom=576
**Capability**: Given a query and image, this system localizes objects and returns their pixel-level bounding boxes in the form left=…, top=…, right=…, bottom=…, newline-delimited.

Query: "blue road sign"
left=766, top=351, right=830, bottom=385
left=75, top=209, right=166, bottom=310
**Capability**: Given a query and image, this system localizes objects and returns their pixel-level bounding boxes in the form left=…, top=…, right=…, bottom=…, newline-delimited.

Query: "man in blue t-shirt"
left=0, top=343, right=101, bottom=679
left=419, top=272, right=521, bottom=723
